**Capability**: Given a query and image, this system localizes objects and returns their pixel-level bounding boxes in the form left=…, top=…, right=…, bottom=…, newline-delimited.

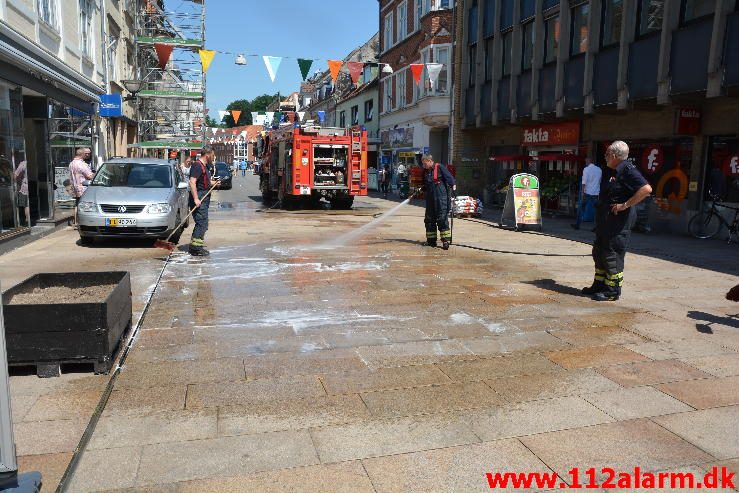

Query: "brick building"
left=454, top=0, right=739, bottom=234
left=379, top=0, right=455, bottom=173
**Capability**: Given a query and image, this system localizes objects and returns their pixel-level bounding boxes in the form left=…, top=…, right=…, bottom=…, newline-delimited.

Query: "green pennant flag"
left=298, top=59, right=313, bottom=81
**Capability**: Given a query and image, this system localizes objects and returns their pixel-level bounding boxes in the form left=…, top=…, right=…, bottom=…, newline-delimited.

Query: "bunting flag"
left=298, top=59, right=314, bottom=81
left=263, top=56, right=283, bottom=82
left=410, top=64, right=424, bottom=86
left=154, top=43, right=173, bottom=70
left=218, top=110, right=228, bottom=121
left=426, top=63, right=444, bottom=87
left=347, top=62, right=364, bottom=85
left=231, top=110, right=242, bottom=124
left=265, top=111, right=275, bottom=123
left=327, top=60, right=343, bottom=84
left=298, top=111, right=305, bottom=121
left=241, top=131, right=247, bottom=137
left=251, top=112, right=258, bottom=123
left=199, top=49, right=216, bottom=73
left=317, top=111, right=326, bottom=123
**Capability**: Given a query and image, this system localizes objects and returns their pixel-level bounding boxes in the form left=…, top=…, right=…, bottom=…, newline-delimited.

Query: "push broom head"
left=154, top=239, right=176, bottom=251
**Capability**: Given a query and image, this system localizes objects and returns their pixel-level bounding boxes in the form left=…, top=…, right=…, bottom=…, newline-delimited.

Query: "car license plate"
left=105, top=218, right=137, bottom=227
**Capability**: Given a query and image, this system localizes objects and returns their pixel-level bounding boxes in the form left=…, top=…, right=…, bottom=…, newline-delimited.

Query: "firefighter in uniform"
left=583, top=141, right=652, bottom=301
left=188, top=145, right=220, bottom=256
left=420, top=154, right=456, bottom=250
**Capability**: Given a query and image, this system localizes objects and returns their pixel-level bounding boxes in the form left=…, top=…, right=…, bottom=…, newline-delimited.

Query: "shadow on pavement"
left=687, top=310, right=739, bottom=332
left=522, top=278, right=585, bottom=297
left=454, top=242, right=590, bottom=258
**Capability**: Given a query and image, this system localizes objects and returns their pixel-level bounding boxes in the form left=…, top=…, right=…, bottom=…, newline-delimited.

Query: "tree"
left=204, top=115, right=222, bottom=128
left=221, top=94, right=279, bottom=127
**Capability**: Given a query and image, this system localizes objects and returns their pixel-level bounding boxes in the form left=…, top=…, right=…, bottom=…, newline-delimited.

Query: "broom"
left=154, top=181, right=219, bottom=251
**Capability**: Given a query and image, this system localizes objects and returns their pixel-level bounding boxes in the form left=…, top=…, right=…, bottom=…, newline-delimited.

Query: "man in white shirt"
left=572, top=161, right=602, bottom=229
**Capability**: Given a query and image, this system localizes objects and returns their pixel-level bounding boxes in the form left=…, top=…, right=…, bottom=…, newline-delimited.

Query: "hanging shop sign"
left=675, top=108, right=701, bottom=136
left=521, top=122, right=579, bottom=146
left=640, top=145, right=664, bottom=175
left=501, top=173, right=542, bottom=230
left=99, top=94, right=123, bottom=117
left=723, top=155, right=739, bottom=177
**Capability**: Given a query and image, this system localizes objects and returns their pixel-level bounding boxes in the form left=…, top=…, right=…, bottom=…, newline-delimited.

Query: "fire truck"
left=257, top=124, right=368, bottom=209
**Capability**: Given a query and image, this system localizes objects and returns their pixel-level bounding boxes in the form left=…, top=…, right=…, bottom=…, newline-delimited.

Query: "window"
left=521, top=0, right=535, bottom=20
left=351, top=105, right=359, bottom=125
left=384, top=12, right=394, bottom=50
left=682, top=0, right=713, bottom=23
left=38, top=0, right=59, bottom=29
left=398, top=1, right=408, bottom=41
left=521, top=21, right=534, bottom=70
left=339, top=111, right=346, bottom=128
left=468, top=45, right=477, bottom=87
left=382, top=77, right=392, bottom=112
left=602, top=0, right=623, bottom=46
left=436, top=46, right=449, bottom=93
left=500, top=0, right=514, bottom=30
left=107, top=31, right=119, bottom=79
left=397, top=70, right=407, bottom=107
left=501, top=31, right=512, bottom=76
left=570, top=3, right=590, bottom=55
left=637, top=0, right=664, bottom=35
left=483, top=0, right=496, bottom=37
left=544, top=16, right=560, bottom=63
left=416, top=0, right=422, bottom=30
left=364, top=99, right=374, bottom=121
left=468, top=0, right=478, bottom=44
left=79, top=0, right=94, bottom=57
left=484, top=38, right=493, bottom=81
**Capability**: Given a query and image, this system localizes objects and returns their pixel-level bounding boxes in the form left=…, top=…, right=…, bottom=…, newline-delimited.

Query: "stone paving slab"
left=68, top=446, right=142, bottom=493
left=656, top=375, right=739, bottom=409
left=546, top=345, right=651, bottom=369
left=320, top=365, right=450, bottom=395
left=354, top=339, right=476, bottom=368
left=116, top=358, right=246, bottom=389
left=17, top=452, right=72, bottom=493
left=681, top=353, right=739, bottom=377
left=595, top=359, right=712, bottom=387
left=486, top=368, right=622, bottom=403
left=186, top=375, right=326, bottom=409
left=653, top=406, right=739, bottom=460
left=13, top=419, right=88, bottom=456
left=581, top=386, right=694, bottom=420
left=104, top=385, right=187, bottom=416
left=460, top=331, right=570, bottom=356
left=437, top=353, right=564, bottom=382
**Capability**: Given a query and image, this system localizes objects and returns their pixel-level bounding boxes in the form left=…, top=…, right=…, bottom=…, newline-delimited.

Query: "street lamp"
left=121, top=79, right=144, bottom=101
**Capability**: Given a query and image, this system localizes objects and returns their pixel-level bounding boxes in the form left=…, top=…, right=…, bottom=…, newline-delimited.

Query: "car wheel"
left=79, top=235, right=94, bottom=246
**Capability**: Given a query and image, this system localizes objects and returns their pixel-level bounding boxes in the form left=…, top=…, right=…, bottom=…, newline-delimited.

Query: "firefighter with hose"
left=418, top=154, right=456, bottom=250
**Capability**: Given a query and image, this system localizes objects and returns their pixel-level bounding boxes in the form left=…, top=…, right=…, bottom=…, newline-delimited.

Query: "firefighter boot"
left=582, top=269, right=606, bottom=295
left=592, top=288, right=620, bottom=301
left=426, top=239, right=437, bottom=247
left=189, top=238, right=210, bottom=256
left=442, top=240, right=450, bottom=250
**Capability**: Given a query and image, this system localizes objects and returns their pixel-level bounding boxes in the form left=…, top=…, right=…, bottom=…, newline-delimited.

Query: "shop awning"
left=488, top=155, right=530, bottom=161
left=531, top=153, right=586, bottom=162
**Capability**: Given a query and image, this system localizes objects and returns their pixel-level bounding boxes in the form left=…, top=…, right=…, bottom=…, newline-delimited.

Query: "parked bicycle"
left=688, top=193, right=739, bottom=243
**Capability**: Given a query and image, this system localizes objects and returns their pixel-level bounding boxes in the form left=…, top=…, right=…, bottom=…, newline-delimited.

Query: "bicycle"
left=688, top=193, right=739, bottom=243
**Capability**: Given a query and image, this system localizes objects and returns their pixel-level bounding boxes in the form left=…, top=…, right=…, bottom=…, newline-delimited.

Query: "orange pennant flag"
left=199, top=49, right=216, bottom=73
left=328, top=60, right=343, bottom=84
left=231, top=110, right=241, bottom=124
left=154, top=43, right=174, bottom=70
left=410, top=64, right=424, bottom=86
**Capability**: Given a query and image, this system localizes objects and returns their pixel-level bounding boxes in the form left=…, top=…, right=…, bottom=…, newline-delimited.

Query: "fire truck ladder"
left=350, top=128, right=363, bottom=192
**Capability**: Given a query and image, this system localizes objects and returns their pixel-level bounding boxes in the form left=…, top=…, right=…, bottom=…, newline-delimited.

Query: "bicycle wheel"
left=689, top=210, right=722, bottom=239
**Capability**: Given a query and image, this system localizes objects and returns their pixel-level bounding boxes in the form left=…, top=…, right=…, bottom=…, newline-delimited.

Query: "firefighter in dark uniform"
left=420, top=154, right=456, bottom=250
left=188, top=145, right=220, bottom=256
left=583, top=141, right=652, bottom=301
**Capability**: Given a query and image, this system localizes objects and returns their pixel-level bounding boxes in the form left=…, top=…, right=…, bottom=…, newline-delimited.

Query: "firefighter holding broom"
left=419, top=154, right=456, bottom=250
left=189, top=145, right=220, bottom=256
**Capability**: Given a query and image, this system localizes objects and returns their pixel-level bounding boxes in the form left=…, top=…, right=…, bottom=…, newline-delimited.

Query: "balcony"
left=418, top=92, right=452, bottom=127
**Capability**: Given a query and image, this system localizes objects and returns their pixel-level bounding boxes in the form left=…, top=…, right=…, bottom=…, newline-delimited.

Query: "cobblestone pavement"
left=4, top=174, right=738, bottom=492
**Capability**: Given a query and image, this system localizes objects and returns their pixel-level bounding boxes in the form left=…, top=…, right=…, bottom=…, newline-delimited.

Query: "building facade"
left=336, top=78, right=381, bottom=168
left=456, top=0, right=739, bottom=233
left=1, top=0, right=106, bottom=237
left=379, top=0, right=455, bottom=173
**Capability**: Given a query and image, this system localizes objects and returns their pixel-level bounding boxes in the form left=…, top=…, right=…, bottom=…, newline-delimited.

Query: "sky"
left=205, top=0, right=379, bottom=114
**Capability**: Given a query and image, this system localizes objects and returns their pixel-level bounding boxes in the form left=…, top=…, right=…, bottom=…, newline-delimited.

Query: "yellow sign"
left=398, top=152, right=416, bottom=158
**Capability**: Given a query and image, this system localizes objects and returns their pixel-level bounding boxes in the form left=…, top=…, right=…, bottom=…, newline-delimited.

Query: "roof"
left=105, top=158, right=172, bottom=165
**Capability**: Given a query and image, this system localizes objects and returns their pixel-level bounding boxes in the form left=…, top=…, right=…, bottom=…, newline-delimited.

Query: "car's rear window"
left=91, top=163, right=172, bottom=188
left=215, top=164, right=229, bottom=175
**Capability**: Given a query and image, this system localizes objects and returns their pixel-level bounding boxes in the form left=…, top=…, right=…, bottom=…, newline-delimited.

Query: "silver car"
left=77, top=158, right=189, bottom=244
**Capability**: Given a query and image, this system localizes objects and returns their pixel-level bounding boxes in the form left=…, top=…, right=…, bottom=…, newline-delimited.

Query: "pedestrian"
left=239, top=160, right=247, bottom=176
left=379, top=165, right=390, bottom=198
left=420, top=154, right=456, bottom=250
left=180, top=157, right=192, bottom=179
left=69, top=147, right=94, bottom=226
left=13, top=151, right=29, bottom=226
left=583, top=141, right=652, bottom=301
left=572, top=160, right=602, bottom=230
left=188, top=145, right=221, bottom=256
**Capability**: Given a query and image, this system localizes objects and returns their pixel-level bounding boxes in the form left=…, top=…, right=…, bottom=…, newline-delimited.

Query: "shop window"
left=706, top=137, right=739, bottom=203
left=468, top=0, right=479, bottom=44
left=351, top=106, right=359, bottom=126
left=483, top=0, right=496, bottom=37
left=398, top=1, right=408, bottom=41
left=501, top=31, right=513, bottom=76
left=384, top=12, right=394, bottom=50
left=79, top=0, right=94, bottom=57
left=485, top=38, right=494, bottom=81
left=682, top=0, right=714, bottom=23
left=521, top=21, right=535, bottom=71
left=602, top=0, right=623, bottom=46
left=544, top=15, right=560, bottom=63
left=636, top=0, right=665, bottom=36
left=365, top=99, right=374, bottom=121
left=339, top=111, right=346, bottom=128
left=570, top=3, right=590, bottom=55
left=38, top=0, right=59, bottom=30
left=468, top=44, right=477, bottom=87
left=500, top=0, right=514, bottom=30
left=0, top=81, right=26, bottom=230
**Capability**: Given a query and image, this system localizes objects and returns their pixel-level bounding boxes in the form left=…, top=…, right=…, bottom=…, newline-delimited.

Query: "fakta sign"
left=641, top=145, right=663, bottom=174
left=521, top=122, right=580, bottom=146
left=675, top=108, right=701, bottom=135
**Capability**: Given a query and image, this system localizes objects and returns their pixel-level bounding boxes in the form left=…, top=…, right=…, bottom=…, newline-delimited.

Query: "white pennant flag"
left=265, top=112, right=275, bottom=122
left=297, top=112, right=305, bottom=121
left=241, top=131, right=247, bottom=138
left=218, top=110, right=228, bottom=121
left=263, top=56, right=283, bottom=82
left=426, top=63, right=444, bottom=88
left=251, top=112, right=258, bottom=123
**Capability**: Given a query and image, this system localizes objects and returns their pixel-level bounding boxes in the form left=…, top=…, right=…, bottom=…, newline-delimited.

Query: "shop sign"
left=641, top=145, right=663, bottom=175
left=723, top=155, right=739, bottom=177
left=380, top=127, right=415, bottom=148
left=675, top=108, right=701, bottom=136
left=99, top=94, right=123, bottom=117
left=501, top=173, right=542, bottom=229
left=521, top=122, right=579, bottom=146
left=54, top=167, right=74, bottom=203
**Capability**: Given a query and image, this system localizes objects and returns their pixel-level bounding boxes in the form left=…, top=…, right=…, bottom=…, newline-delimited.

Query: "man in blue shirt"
left=421, top=154, right=456, bottom=250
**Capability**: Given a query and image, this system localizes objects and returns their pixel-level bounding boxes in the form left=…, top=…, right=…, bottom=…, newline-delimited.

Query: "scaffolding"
left=134, top=0, right=206, bottom=152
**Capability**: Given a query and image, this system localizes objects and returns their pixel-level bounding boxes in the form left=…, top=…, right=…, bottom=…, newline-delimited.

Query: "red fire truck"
left=257, top=124, right=368, bottom=209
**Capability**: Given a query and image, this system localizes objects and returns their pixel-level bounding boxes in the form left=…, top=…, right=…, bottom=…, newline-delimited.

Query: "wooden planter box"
left=2, top=272, right=132, bottom=377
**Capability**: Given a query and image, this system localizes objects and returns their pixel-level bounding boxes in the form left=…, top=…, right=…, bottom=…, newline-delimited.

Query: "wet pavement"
left=3, top=173, right=739, bottom=492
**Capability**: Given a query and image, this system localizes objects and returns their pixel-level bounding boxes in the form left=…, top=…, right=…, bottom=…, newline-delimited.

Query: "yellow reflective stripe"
left=440, top=231, right=451, bottom=239
left=426, top=232, right=437, bottom=238
left=604, top=278, right=617, bottom=286
left=595, top=269, right=606, bottom=274
left=594, top=275, right=605, bottom=282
